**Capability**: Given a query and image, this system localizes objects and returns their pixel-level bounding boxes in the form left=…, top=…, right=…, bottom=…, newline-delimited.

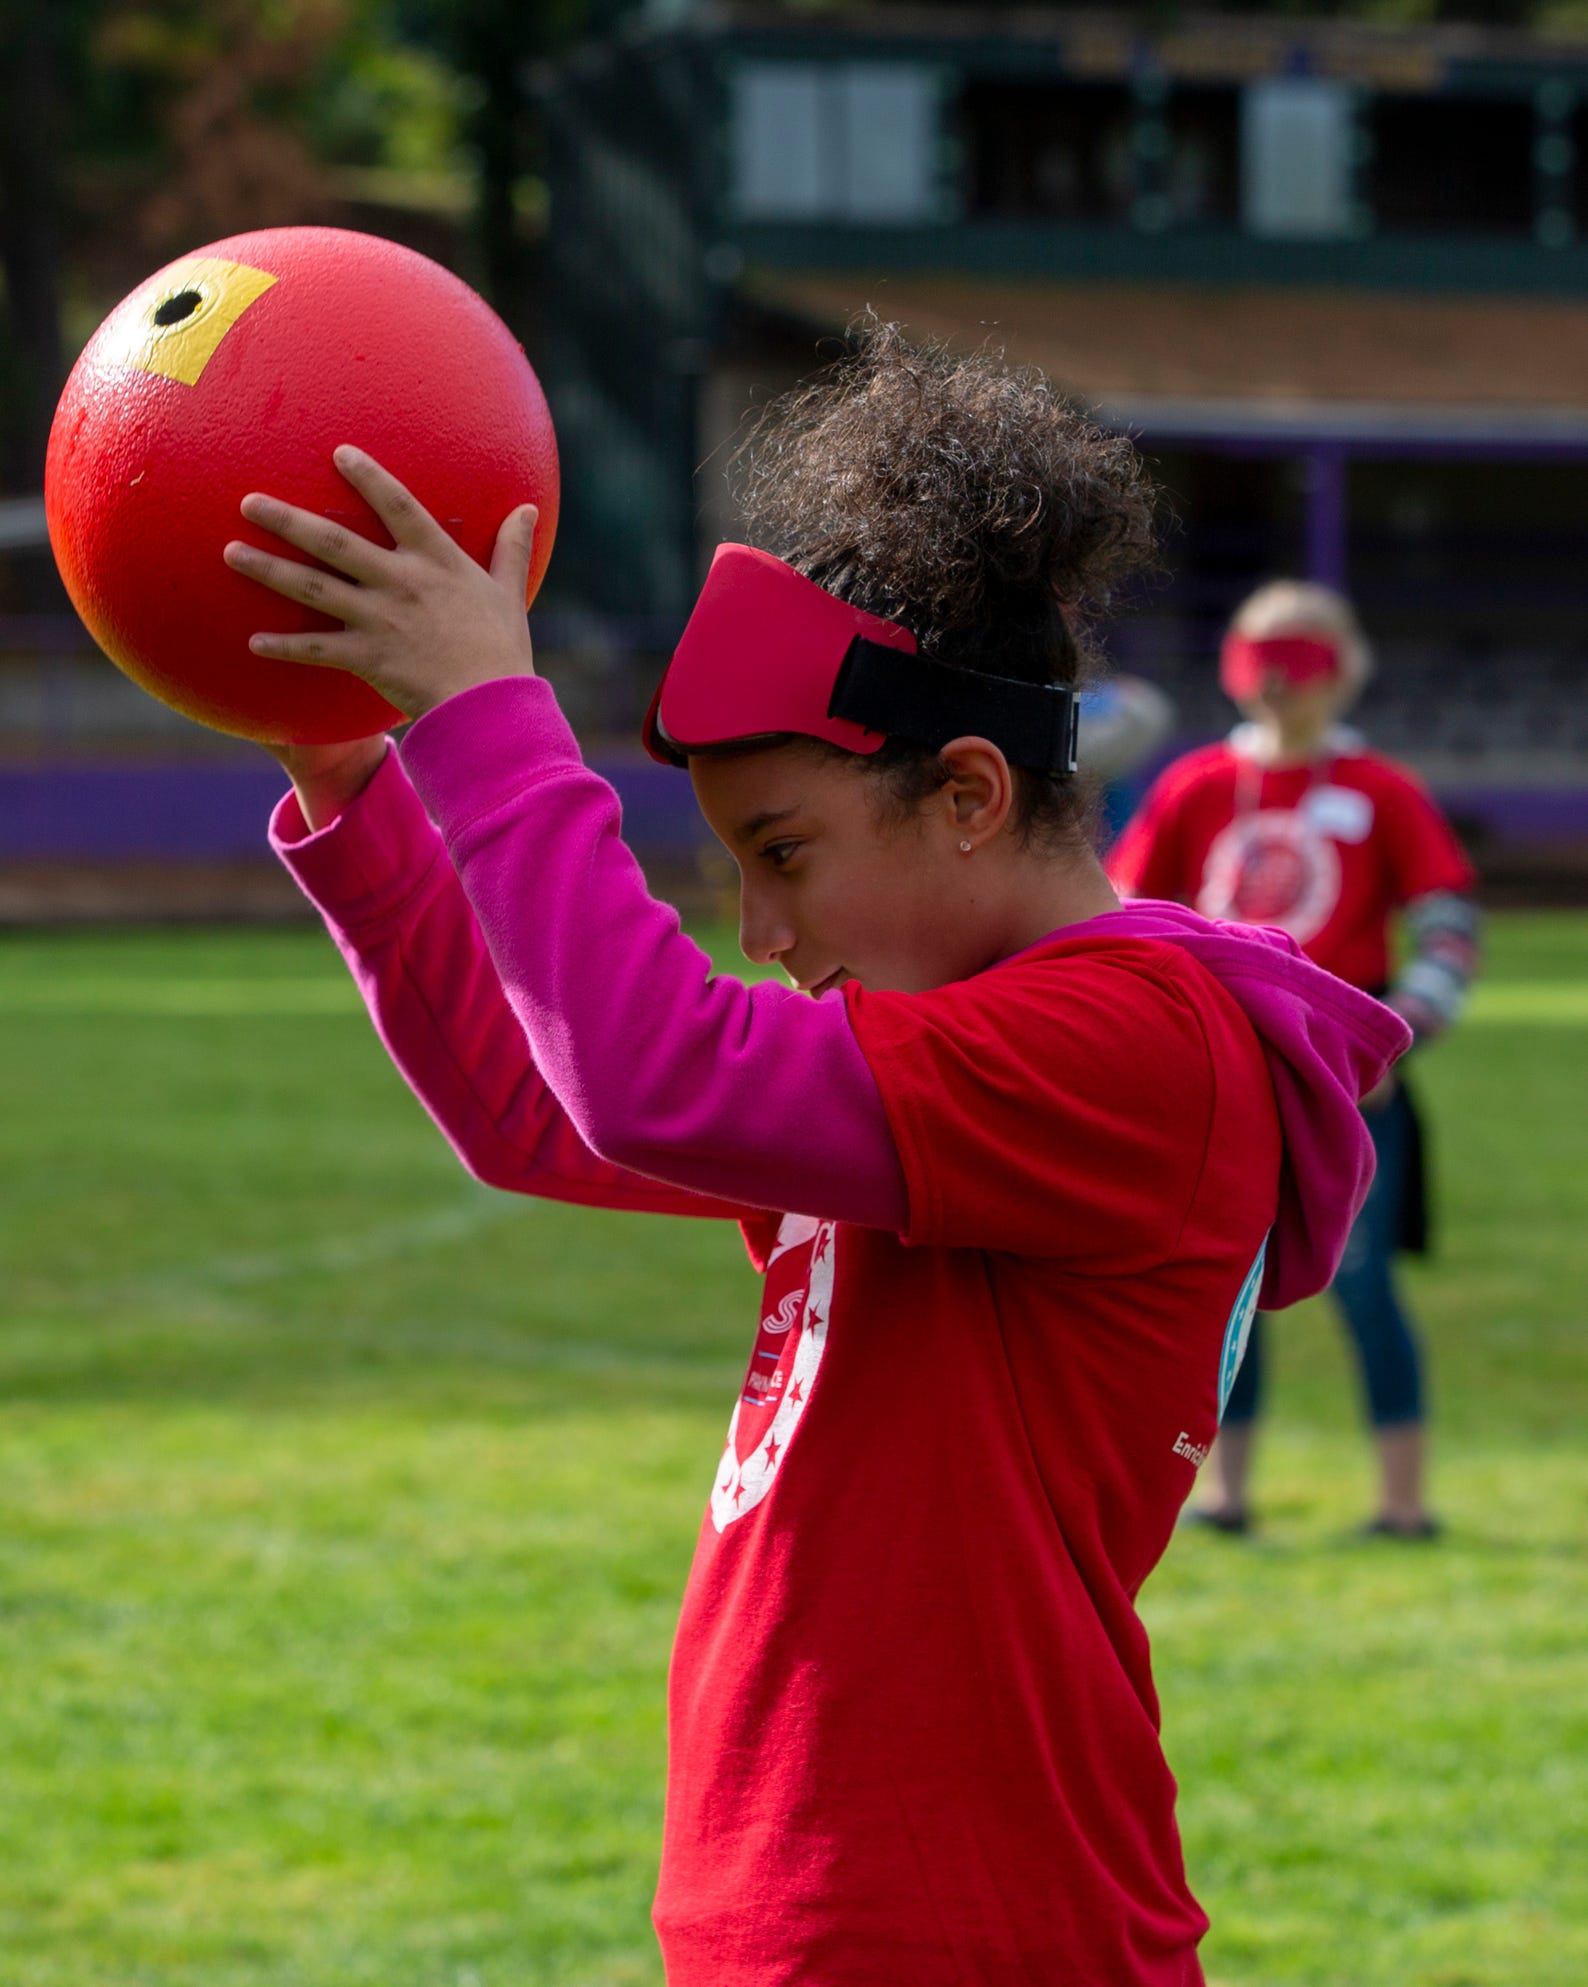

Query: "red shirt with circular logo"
left=654, top=936, right=1282, bottom=1986
left=1107, top=741, right=1476, bottom=989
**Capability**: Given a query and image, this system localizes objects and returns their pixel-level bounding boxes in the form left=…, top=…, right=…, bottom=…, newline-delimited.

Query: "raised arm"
left=231, top=450, right=910, bottom=1230
left=268, top=716, right=909, bottom=1230
left=398, top=682, right=908, bottom=1224
left=271, top=740, right=754, bottom=1220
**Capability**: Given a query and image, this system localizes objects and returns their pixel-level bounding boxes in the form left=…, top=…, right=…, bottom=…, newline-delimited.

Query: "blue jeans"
left=1223, top=1083, right=1424, bottom=1429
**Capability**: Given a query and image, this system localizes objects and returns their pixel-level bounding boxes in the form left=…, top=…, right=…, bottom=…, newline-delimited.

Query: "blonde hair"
left=1229, top=579, right=1373, bottom=688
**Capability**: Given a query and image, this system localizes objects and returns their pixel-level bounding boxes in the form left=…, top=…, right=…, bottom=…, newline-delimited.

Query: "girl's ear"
left=935, top=737, right=1015, bottom=852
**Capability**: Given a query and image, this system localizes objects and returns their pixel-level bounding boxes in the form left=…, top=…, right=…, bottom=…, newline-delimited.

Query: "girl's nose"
left=738, top=889, right=795, bottom=969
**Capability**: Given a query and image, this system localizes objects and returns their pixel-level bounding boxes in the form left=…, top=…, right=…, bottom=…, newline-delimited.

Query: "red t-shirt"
left=1107, top=741, right=1476, bottom=989
left=653, top=936, right=1281, bottom=1986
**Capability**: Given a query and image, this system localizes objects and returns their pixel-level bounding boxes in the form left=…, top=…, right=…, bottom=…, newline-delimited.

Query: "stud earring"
left=959, top=839, right=973, bottom=853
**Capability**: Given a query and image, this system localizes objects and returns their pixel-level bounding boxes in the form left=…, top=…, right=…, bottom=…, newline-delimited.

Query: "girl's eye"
left=763, top=841, right=801, bottom=870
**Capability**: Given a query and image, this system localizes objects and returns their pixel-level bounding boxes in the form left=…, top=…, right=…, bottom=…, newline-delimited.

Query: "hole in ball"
left=153, top=289, right=204, bottom=327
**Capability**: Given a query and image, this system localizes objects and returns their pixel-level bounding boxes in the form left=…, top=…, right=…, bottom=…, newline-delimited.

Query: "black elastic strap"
left=829, top=638, right=1080, bottom=777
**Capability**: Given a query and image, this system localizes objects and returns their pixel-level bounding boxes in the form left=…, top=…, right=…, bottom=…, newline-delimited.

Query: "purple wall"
left=0, top=754, right=711, bottom=862
left=2, top=757, right=1585, bottom=867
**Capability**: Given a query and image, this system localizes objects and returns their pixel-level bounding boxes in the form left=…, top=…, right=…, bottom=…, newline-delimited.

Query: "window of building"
left=729, top=61, right=940, bottom=224
left=959, top=79, right=1134, bottom=221
left=1241, top=79, right=1355, bottom=238
left=1365, top=95, right=1534, bottom=235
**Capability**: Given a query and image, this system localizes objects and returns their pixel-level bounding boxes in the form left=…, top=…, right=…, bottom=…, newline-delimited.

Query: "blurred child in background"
left=1109, top=581, right=1479, bottom=1538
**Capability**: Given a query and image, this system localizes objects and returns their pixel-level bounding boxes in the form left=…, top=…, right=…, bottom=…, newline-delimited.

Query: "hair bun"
left=732, top=319, right=1160, bottom=685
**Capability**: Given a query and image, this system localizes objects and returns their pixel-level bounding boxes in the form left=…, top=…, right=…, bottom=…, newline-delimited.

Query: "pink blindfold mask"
left=643, top=543, right=1080, bottom=777
left=1219, top=631, right=1343, bottom=699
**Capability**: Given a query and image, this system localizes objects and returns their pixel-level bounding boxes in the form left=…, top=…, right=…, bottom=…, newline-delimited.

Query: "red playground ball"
left=45, top=226, right=559, bottom=744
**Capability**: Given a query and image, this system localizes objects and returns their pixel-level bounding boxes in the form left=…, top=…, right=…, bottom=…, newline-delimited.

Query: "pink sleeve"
left=396, top=677, right=908, bottom=1226
left=271, top=746, right=747, bottom=1219
left=281, top=682, right=909, bottom=1230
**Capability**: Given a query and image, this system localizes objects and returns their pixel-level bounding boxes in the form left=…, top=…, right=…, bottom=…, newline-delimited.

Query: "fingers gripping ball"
left=45, top=227, right=559, bottom=744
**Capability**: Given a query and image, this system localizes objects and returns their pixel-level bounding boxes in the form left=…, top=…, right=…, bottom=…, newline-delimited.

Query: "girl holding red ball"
left=1109, top=581, right=1480, bottom=1539
left=226, top=333, right=1407, bottom=1983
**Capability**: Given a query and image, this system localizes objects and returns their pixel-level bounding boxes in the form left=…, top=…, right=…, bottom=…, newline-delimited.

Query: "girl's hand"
left=224, top=445, right=538, bottom=721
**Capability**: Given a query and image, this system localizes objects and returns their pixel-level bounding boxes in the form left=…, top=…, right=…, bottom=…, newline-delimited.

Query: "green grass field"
left=0, top=912, right=1583, bottom=1986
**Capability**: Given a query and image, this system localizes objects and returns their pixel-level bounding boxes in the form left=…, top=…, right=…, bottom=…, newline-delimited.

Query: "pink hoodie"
left=1040, top=900, right=1409, bottom=1305
left=271, top=677, right=1408, bottom=1309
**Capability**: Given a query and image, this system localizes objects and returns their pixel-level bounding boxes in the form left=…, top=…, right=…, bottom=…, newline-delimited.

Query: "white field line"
left=77, top=1186, right=518, bottom=1311
left=167, top=1189, right=518, bottom=1289
left=65, top=1187, right=738, bottom=1381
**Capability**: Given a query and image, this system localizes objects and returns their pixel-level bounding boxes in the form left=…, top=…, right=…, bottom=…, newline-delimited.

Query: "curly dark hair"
left=732, top=321, right=1161, bottom=848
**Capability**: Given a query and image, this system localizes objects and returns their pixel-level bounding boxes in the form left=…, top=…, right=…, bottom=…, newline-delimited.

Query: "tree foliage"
left=3, top=0, right=1586, bottom=493
left=0, top=0, right=629, bottom=491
